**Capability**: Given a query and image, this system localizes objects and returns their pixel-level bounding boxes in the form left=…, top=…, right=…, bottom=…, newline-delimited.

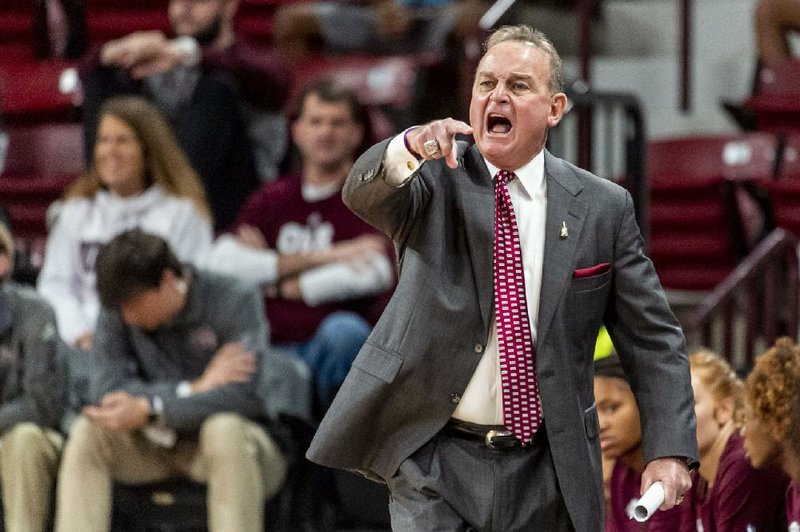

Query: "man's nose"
left=489, top=83, right=509, bottom=102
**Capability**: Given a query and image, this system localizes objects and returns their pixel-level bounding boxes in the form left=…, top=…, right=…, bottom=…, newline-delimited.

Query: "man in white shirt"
left=207, top=80, right=395, bottom=411
left=307, top=25, right=697, bottom=530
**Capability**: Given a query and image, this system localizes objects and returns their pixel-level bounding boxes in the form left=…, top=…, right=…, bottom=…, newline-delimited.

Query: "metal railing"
left=683, top=228, right=800, bottom=370
left=547, top=88, right=648, bottom=243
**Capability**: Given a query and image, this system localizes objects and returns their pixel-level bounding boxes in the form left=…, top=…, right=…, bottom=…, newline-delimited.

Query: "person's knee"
left=62, top=414, right=114, bottom=464
left=272, top=4, right=322, bottom=59
left=754, top=0, right=778, bottom=25
left=199, top=413, right=251, bottom=458
left=273, top=4, right=316, bottom=36
left=0, top=423, right=52, bottom=463
left=317, top=311, right=370, bottom=344
left=754, top=0, right=797, bottom=26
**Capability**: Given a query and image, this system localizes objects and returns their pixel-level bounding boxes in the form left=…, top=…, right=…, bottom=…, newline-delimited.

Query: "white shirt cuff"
left=206, top=235, right=278, bottom=285
left=170, top=36, right=201, bottom=67
left=176, top=381, right=193, bottom=398
left=298, top=252, right=393, bottom=306
left=384, top=128, right=422, bottom=187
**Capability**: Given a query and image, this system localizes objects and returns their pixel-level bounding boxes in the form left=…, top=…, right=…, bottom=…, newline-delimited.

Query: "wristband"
left=403, top=127, right=422, bottom=160
left=147, top=395, right=164, bottom=424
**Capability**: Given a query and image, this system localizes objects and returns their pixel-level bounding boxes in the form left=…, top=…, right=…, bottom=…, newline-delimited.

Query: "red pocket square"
left=573, top=263, right=611, bottom=278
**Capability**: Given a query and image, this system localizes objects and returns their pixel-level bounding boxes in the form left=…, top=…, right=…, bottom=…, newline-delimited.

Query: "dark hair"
left=95, top=229, right=183, bottom=309
left=594, top=351, right=628, bottom=382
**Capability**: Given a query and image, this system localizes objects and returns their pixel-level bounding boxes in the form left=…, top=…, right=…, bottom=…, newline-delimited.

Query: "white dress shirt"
left=384, top=133, right=547, bottom=425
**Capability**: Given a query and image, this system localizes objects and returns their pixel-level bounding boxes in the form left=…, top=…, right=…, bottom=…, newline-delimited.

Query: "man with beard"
left=80, top=0, right=292, bottom=230
left=207, top=80, right=395, bottom=413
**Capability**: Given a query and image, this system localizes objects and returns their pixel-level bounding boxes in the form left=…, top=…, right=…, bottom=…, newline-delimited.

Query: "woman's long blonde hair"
left=66, top=95, right=212, bottom=221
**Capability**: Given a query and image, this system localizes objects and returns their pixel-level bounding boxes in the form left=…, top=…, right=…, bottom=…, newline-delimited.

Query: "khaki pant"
left=0, top=423, right=63, bottom=532
left=55, top=413, right=286, bottom=532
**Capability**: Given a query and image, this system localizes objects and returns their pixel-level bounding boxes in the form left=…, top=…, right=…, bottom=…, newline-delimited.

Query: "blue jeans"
left=285, top=311, right=371, bottom=410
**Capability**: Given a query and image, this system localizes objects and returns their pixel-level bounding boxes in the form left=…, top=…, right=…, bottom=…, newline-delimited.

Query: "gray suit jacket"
left=307, top=140, right=698, bottom=531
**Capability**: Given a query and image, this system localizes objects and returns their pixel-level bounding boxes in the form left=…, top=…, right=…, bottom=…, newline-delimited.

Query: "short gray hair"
left=483, top=25, right=565, bottom=94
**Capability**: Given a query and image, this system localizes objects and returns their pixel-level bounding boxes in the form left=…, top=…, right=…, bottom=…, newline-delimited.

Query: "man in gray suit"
left=307, top=25, right=697, bottom=530
left=55, top=229, right=287, bottom=532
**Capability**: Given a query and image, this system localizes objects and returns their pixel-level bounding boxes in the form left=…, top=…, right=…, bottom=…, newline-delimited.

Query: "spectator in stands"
left=81, top=0, right=292, bottom=227
left=38, top=95, right=212, bottom=351
left=208, top=79, right=395, bottom=411
left=687, top=350, right=788, bottom=531
left=55, top=229, right=287, bottom=532
left=498, top=0, right=607, bottom=58
left=0, top=222, right=66, bottom=532
left=273, top=0, right=484, bottom=61
left=594, top=352, right=692, bottom=530
left=742, top=336, right=800, bottom=530
left=273, top=0, right=485, bottom=122
left=723, top=0, right=799, bottom=129
left=754, top=0, right=800, bottom=60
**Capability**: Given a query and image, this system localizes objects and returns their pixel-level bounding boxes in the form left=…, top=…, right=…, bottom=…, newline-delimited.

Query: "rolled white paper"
left=630, top=481, right=665, bottom=522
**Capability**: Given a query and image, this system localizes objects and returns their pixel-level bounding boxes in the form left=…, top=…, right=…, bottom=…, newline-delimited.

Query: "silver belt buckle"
left=484, top=429, right=514, bottom=449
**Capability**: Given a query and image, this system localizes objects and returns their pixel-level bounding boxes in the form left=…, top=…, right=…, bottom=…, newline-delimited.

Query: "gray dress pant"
left=386, top=427, right=574, bottom=531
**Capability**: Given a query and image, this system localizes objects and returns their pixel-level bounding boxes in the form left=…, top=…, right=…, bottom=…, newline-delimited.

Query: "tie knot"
left=494, top=170, right=516, bottom=186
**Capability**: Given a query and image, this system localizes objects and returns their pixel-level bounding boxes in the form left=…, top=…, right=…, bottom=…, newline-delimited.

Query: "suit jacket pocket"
left=583, top=402, right=599, bottom=439
left=571, top=269, right=611, bottom=293
left=352, top=342, right=404, bottom=384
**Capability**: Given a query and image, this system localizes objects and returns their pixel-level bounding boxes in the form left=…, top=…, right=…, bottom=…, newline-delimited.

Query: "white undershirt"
left=384, top=134, right=548, bottom=424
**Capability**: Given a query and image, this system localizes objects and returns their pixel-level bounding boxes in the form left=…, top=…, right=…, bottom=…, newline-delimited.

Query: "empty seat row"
left=648, top=131, right=800, bottom=292
left=743, top=58, right=800, bottom=134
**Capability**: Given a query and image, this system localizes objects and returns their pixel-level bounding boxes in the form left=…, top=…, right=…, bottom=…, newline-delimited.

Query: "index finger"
left=441, top=120, right=473, bottom=169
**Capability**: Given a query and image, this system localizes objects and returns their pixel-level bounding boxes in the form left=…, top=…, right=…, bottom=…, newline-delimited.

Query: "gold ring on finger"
left=423, top=139, right=440, bottom=156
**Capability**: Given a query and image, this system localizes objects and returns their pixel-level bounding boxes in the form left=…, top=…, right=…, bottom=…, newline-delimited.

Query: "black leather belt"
left=444, top=418, right=533, bottom=450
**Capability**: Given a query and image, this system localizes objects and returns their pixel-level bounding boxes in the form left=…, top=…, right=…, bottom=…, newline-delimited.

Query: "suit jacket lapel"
left=460, top=145, right=494, bottom=334
left=537, top=151, right=587, bottom=349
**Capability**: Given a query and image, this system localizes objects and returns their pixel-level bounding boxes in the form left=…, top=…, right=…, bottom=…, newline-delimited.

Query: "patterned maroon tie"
left=493, top=170, right=542, bottom=444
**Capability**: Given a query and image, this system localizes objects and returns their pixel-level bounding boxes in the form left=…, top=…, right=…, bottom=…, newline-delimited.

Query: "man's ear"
left=548, top=92, right=568, bottom=128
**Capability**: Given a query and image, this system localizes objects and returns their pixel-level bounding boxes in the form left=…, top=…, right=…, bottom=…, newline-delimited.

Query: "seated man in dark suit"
left=55, top=229, right=287, bottom=532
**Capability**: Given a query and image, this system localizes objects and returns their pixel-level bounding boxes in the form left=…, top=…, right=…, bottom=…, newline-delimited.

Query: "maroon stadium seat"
left=763, top=133, right=800, bottom=236
left=0, top=123, right=83, bottom=270
left=647, top=133, right=780, bottom=291
left=744, top=58, right=800, bottom=134
left=0, top=60, right=79, bottom=124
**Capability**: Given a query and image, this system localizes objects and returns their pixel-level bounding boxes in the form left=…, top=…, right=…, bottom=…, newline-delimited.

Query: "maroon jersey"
left=787, top=481, right=800, bottom=531
left=688, top=432, right=788, bottom=531
left=234, top=174, right=393, bottom=343
left=607, top=460, right=693, bottom=531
